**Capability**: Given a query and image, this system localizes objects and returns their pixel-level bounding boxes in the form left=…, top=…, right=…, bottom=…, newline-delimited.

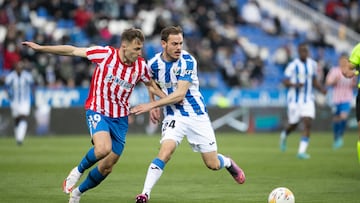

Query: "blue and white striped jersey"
left=148, top=50, right=207, bottom=117
left=5, top=70, right=34, bottom=104
left=284, top=58, right=318, bottom=104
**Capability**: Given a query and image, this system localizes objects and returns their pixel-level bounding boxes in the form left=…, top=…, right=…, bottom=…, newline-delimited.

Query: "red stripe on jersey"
left=85, top=66, right=99, bottom=110
left=118, top=57, right=130, bottom=117
left=87, top=47, right=109, bottom=64
left=104, top=47, right=116, bottom=116
left=137, top=59, right=143, bottom=82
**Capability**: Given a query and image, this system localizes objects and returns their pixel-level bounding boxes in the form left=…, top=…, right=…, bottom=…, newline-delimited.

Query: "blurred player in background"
left=4, top=59, right=34, bottom=146
left=325, top=54, right=356, bottom=150
left=341, top=42, right=360, bottom=163
left=280, top=42, right=327, bottom=159
left=22, top=28, right=165, bottom=203
left=131, top=26, right=245, bottom=203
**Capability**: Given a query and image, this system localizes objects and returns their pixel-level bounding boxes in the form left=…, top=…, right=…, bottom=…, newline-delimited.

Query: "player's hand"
left=22, top=41, right=42, bottom=50
left=149, top=108, right=161, bottom=124
left=343, top=69, right=357, bottom=78
left=130, top=103, right=153, bottom=115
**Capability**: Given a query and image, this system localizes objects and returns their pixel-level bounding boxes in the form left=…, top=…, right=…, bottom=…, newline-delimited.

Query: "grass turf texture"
left=0, top=132, right=359, bottom=203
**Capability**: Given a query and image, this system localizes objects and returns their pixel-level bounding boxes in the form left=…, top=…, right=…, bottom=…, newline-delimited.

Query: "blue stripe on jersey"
left=186, top=90, right=204, bottom=115
left=165, top=62, right=174, bottom=115
left=181, top=53, right=204, bottom=115
left=295, top=65, right=299, bottom=103
left=176, top=59, right=182, bottom=80
left=174, top=60, right=190, bottom=116
left=175, top=102, right=189, bottom=116
left=304, top=62, right=308, bottom=103
left=151, top=60, right=160, bottom=82
left=180, top=54, right=193, bottom=82
left=5, top=81, right=13, bottom=100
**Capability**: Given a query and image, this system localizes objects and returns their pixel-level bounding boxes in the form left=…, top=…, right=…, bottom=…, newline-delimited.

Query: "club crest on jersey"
left=172, top=66, right=181, bottom=75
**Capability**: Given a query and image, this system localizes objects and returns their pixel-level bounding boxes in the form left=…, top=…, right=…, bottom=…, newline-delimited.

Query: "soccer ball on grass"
left=268, top=187, right=295, bottom=203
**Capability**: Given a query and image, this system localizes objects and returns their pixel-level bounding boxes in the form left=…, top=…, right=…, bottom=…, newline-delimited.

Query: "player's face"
left=339, top=56, right=348, bottom=68
left=123, top=39, right=143, bottom=64
left=298, top=45, right=308, bottom=61
left=14, top=61, right=24, bottom=73
left=162, top=33, right=183, bottom=61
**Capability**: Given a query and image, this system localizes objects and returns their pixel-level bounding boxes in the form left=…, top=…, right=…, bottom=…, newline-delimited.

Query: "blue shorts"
left=86, top=110, right=128, bottom=156
left=332, top=102, right=351, bottom=116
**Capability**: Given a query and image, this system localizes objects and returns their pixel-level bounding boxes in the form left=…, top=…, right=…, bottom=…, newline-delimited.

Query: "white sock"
left=72, top=187, right=82, bottom=197
left=15, top=120, right=27, bottom=143
left=218, top=154, right=231, bottom=168
left=280, top=130, right=287, bottom=140
left=142, top=162, right=164, bottom=198
left=298, top=139, right=309, bottom=154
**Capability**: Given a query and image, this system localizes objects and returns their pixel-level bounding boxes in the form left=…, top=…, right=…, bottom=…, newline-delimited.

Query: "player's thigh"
left=86, top=110, right=112, bottom=153
left=108, top=116, right=128, bottom=156
left=11, top=102, right=30, bottom=117
left=185, top=115, right=218, bottom=153
left=160, top=116, right=186, bottom=146
left=299, top=102, right=315, bottom=119
left=338, top=102, right=351, bottom=119
left=287, top=103, right=300, bottom=124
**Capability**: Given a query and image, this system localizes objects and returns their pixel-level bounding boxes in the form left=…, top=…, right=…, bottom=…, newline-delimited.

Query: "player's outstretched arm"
left=145, top=79, right=167, bottom=99
left=131, top=80, right=190, bottom=115
left=22, top=41, right=88, bottom=58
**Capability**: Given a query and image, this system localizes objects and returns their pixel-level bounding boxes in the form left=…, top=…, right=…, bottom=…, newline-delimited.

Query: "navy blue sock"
left=333, top=121, right=341, bottom=141
left=78, top=147, right=98, bottom=173
left=78, top=166, right=106, bottom=193
left=339, top=120, right=347, bottom=138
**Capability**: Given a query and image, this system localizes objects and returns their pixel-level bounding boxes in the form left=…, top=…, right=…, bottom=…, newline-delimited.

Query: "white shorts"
left=287, top=102, right=315, bottom=124
left=160, top=114, right=217, bottom=153
left=10, top=102, right=31, bottom=117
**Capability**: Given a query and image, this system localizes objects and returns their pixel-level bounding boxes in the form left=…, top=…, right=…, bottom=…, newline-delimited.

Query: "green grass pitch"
left=0, top=131, right=360, bottom=203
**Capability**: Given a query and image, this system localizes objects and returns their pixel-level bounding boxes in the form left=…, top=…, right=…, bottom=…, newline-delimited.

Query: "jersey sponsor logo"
left=172, top=67, right=193, bottom=76
left=104, top=74, right=133, bottom=90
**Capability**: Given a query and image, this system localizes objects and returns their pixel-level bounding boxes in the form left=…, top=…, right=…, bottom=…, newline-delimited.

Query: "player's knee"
left=95, top=145, right=112, bottom=158
left=98, top=165, right=113, bottom=175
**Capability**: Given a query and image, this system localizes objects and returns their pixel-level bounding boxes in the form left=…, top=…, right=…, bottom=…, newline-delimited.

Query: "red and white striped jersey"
left=326, top=66, right=356, bottom=104
left=85, top=46, right=150, bottom=118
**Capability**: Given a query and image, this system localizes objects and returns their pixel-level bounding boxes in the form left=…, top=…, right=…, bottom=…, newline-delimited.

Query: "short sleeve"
left=349, top=43, right=360, bottom=65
